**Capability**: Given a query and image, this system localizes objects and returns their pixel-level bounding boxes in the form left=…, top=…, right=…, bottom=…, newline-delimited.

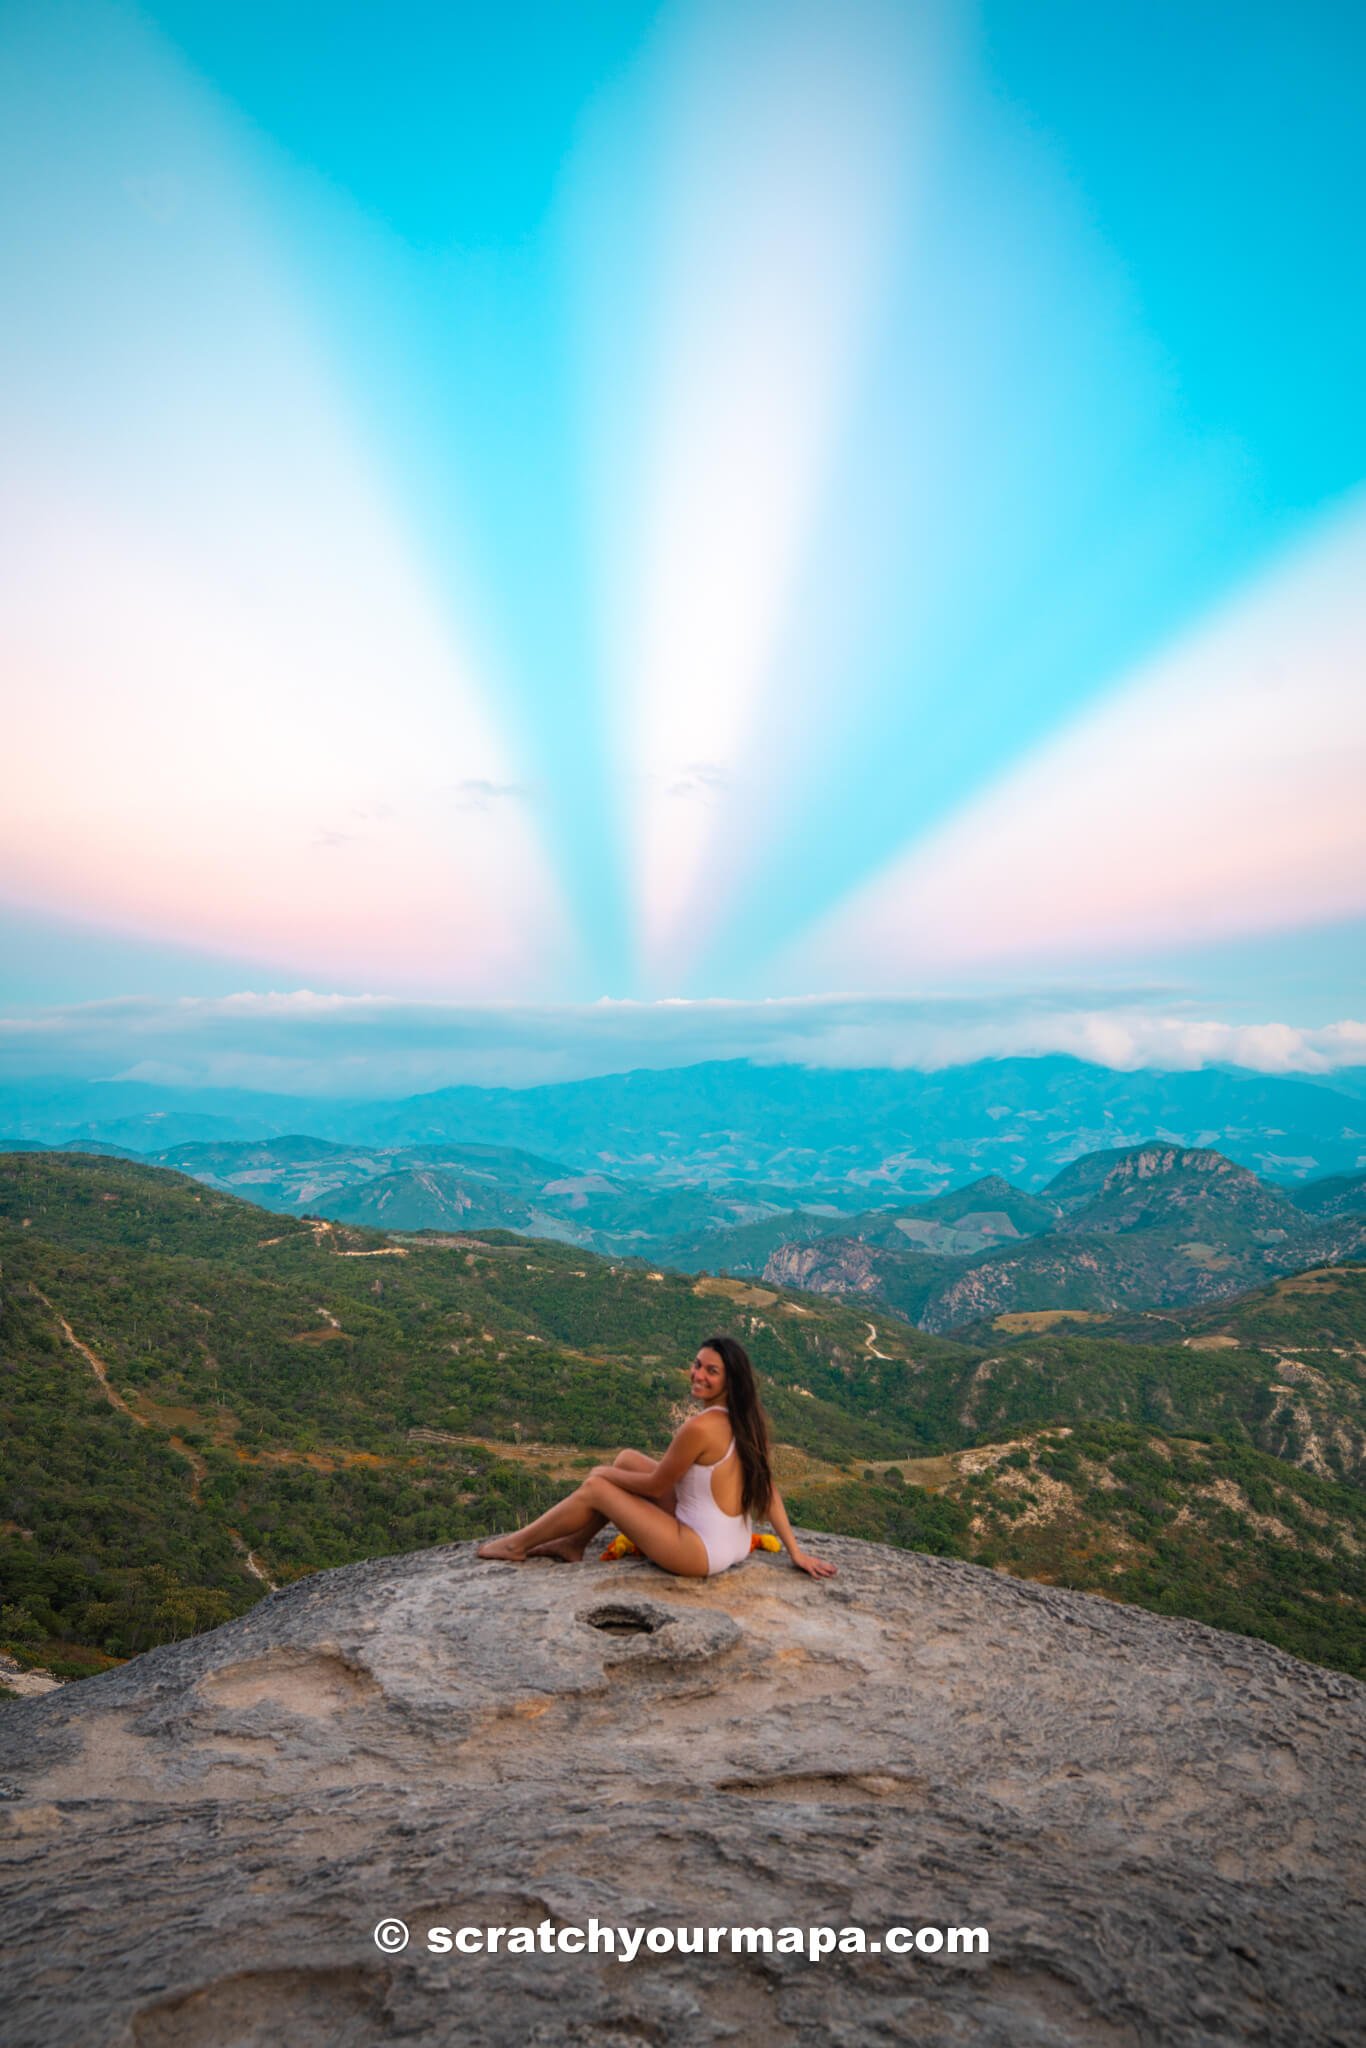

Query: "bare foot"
left=524, top=1536, right=588, bottom=1563
left=476, top=1535, right=530, bottom=1562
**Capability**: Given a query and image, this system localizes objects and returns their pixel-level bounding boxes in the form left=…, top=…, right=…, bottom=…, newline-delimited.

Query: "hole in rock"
left=582, top=1604, right=666, bottom=1637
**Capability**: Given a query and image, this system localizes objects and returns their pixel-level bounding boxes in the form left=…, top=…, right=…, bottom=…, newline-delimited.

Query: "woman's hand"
left=791, top=1549, right=837, bottom=1579
left=762, top=1486, right=835, bottom=1578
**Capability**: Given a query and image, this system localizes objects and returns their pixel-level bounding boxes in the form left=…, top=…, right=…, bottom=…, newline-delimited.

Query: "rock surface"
left=1, top=1536, right=1363, bottom=2046
left=0, top=1650, right=62, bottom=1699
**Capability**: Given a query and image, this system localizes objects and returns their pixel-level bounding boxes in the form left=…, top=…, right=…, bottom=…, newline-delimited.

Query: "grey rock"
left=1, top=1536, right=1363, bottom=2046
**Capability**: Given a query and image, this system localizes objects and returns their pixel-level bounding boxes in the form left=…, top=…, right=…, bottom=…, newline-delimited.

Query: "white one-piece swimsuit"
left=674, top=1410, right=753, bottom=1575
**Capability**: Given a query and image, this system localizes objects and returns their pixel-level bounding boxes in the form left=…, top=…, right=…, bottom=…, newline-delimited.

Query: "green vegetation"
left=785, top=1422, right=1366, bottom=1676
left=2, top=1152, right=1364, bottom=1683
left=765, top=1144, right=1366, bottom=1335
left=788, top=1477, right=972, bottom=1558
left=922, top=1424, right=1366, bottom=1678
left=1181, top=1262, right=1366, bottom=1355
left=0, top=1154, right=936, bottom=1667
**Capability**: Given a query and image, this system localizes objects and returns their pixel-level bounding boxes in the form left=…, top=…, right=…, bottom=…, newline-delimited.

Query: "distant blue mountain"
left=2, top=1055, right=1362, bottom=1194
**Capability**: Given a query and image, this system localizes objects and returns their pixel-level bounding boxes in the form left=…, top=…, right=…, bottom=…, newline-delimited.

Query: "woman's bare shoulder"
left=670, top=1412, right=713, bottom=1444
left=689, top=1409, right=734, bottom=1459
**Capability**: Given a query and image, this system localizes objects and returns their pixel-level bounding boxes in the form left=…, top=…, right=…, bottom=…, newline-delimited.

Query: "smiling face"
left=689, top=1345, right=727, bottom=1407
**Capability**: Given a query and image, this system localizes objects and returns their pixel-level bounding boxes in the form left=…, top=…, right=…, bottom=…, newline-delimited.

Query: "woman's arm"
left=765, top=1484, right=837, bottom=1578
left=589, top=1419, right=712, bottom=1499
left=588, top=1458, right=662, bottom=1497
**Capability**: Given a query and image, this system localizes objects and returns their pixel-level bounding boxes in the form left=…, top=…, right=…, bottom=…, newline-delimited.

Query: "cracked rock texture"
left=1, top=1537, right=1363, bottom=2046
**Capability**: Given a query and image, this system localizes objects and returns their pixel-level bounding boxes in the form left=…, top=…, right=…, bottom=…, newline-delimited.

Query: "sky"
left=1, top=0, right=1363, bottom=1092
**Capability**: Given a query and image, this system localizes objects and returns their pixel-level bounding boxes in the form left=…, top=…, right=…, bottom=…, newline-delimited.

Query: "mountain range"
left=763, top=1145, right=1366, bottom=1330
left=4, top=1053, right=1365, bottom=1191
left=16, top=1132, right=849, bottom=1260
left=44, top=1125, right=1362, bottom=1332
left=6, top=1052, right=1366, bottom=1301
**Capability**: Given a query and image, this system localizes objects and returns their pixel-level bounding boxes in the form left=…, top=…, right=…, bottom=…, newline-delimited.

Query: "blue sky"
left=1, top=1, right=1362, bottom=1087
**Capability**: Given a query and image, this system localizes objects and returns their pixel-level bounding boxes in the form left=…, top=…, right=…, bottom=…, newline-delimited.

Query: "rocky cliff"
left=762, top=1142, right=1366, bottom=1332
left=1, top=1538, right=1362, bottom=2046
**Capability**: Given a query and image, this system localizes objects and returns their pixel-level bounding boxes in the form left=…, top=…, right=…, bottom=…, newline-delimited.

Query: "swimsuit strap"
left=698, top=1403, right=736, bottom=1467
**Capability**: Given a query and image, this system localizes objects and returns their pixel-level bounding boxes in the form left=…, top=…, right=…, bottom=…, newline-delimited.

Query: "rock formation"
left=2, top=1537, right=1362, bottom=2045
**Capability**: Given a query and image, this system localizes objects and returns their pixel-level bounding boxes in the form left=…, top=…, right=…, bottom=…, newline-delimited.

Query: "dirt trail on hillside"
left=35, top=1291, right=263, bottom=1589
left=305, top=1220, right=407, bottom=1258
left=228, top=1530, right=279, bottom=1592
left=49, top=1308, right=210, bottom=1499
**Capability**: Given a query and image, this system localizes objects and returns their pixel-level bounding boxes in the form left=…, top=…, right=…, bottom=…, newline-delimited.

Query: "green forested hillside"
left=108, top=1132, right=860, bottom=1260
left=1282, top=1169, right=1366, bottom=1219
left=790, top=1424, right=1365, bottom=1674
left=2, top=1153, right=1363, bottom=1683
left=762, top=1144, right=1366, bottom=1332
left=0, top=1153, right=951, bottom=1672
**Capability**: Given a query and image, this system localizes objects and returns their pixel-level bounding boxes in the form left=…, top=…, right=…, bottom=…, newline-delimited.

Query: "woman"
left=476, top=1334, right=837, bottom=1580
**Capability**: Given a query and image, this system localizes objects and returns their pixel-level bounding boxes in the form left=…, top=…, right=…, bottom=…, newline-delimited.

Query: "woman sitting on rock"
left=477, top=1333, right=836, bottom=1579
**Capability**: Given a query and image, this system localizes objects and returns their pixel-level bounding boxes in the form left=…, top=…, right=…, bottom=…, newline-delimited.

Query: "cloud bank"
left=1, top=989, right=1362, bottom=1097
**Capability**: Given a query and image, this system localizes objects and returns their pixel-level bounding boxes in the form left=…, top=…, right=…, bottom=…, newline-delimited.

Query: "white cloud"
left=0, top=988, right=1361, bottom=1095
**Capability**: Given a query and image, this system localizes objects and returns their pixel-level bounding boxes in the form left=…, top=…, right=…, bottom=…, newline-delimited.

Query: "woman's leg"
left=577, top=1476, right=709, bottom=1578
left=524, top=1450, right=668, bottom=1562
left=477, top=1451, right=679, bottom=1564
left=476, top=1483, right=601, bottom=1561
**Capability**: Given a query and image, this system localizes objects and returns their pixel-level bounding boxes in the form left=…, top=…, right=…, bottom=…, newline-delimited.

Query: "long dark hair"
left=703, top=1333, right=773, bottom=1519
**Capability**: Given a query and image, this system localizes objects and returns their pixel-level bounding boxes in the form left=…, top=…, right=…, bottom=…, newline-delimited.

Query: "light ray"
left=771, top=495, right=1366, bottom=990
left=578, top=0, right=928, bottom=991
